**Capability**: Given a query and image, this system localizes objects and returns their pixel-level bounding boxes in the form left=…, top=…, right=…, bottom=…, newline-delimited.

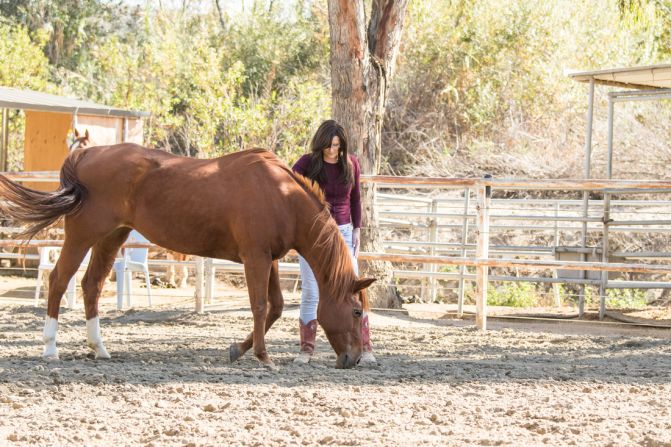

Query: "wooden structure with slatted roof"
left=567, top=63, right=671, bottom=180
left=567, top=64, right=671, bottom=90
left=567, top=64, right=671, bottom=318
left=0, top=87, right=149, bottom=190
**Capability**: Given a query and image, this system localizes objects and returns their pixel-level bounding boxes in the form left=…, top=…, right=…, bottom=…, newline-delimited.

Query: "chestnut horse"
left=0, top=144, right=375, bottom=369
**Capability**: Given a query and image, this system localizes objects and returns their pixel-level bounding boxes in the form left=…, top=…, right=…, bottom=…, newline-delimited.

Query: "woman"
left=292, top=119, right=376, bottom=365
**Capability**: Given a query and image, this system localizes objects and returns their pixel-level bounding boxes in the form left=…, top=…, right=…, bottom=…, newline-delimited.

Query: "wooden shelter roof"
left=567, top=64, right=671, bottom=90
left=0, top=86, right=149, bottom=118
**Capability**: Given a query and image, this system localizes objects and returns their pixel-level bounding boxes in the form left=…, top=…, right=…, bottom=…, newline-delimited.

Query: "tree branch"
left=367, top=0, right=409, bottom=76
left=214, top=0, right=226, bottom=30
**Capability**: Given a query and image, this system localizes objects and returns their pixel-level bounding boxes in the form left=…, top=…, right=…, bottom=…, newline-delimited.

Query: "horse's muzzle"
left=336, top=352, right=360, bottom=369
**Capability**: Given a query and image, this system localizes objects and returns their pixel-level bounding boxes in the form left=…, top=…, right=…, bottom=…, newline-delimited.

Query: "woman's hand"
left=352, top=227, right=361, bottom=257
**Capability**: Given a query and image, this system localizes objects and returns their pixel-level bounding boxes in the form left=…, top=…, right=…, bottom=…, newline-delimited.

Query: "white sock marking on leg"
left=86, top=317, right=110, bottom=359
left=42, top=317, right=59, bottom=360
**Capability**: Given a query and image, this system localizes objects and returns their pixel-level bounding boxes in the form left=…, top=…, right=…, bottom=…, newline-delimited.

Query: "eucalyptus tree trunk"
left=327, top=0, right=409, bottom=308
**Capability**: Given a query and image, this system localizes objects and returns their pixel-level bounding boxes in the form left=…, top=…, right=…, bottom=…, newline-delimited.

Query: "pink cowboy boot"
left=360, top=312, right=377, bottom=364
left=294, top=319, right=318, bottom=364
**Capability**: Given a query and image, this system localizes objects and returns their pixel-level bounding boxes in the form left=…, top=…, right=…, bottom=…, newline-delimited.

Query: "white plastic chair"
left=113, top=230, right=151, bottom=309
left=34, top=247, right=91, bottom=308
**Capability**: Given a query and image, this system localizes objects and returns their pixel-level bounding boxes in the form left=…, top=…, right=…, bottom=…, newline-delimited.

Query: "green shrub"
left=565, top=285, right=648, bottom=310
left=66, top=3, right=331, bottom=160
left=606, top=288, right=648, bottom=309
left=385, top=0, right=671, bottom=175
left=487, top=281, right=537, bottom=307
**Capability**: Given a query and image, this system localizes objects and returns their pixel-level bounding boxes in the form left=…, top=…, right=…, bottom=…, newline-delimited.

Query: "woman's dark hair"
left=306, top=120, right=354, bottom=185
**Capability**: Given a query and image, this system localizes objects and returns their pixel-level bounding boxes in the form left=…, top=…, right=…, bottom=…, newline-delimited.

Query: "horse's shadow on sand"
left=2, top=305, right=671, bottom=388
left=0, top=286, right=37, bottom=300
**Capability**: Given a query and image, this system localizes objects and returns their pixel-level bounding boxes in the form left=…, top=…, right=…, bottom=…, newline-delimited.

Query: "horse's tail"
left=0, top=152, right=87, bottom=242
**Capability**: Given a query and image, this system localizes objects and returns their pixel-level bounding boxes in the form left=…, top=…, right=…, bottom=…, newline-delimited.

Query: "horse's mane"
left=292, top=172, right=328, bottom=210
left=291, top=172, right=358, bottom=303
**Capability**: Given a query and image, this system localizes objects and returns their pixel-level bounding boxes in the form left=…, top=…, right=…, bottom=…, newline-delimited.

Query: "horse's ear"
left=353, top=277, right=376, bottom=293
left=74, top=128, right=80, bottom=138
left=84, top=129, right=89, bottom=139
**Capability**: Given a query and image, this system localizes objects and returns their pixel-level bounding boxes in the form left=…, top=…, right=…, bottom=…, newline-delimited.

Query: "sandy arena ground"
left=1, top=275, right=671, bottom=446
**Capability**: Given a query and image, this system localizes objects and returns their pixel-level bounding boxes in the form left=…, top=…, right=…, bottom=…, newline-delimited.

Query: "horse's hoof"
left=88, top=342, right=111, bottom=360
left=229, top=344, right=242, bottom=363
left=261, top=361, right=278, bottom=371
left=95, top=350, right=111, bottom=360
left=42, top=345, right=59, bottom=361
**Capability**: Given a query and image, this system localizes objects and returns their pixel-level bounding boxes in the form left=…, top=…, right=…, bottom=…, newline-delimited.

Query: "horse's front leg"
left=229, top=261, right=283, bottom=367
left=229, top=257, right=274, bottom=368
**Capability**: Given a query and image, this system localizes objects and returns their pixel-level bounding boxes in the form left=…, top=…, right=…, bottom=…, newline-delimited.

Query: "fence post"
left=475, top=175, right=492, bottom=331
left=428, top=199, right=438, bottom=302
left=579, top=78, right=595, bottom=318
left=457, top=188, right=470, bottom=317
left=421, top=200, right=432, bottom=301
left=204, top=257, right=215, bottom=305
left=600, top=196, right=611, bottom=320
left=195, top=256, right=205, bottom=313
left=600, top=94, right=615, bottom=320
left=552, top=202, right=561, bottom=307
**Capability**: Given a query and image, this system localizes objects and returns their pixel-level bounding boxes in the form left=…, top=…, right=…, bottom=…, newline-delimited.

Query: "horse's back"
left=67, top=144, right=301, bottom=259
left=73, top=145, right=287, bottom=191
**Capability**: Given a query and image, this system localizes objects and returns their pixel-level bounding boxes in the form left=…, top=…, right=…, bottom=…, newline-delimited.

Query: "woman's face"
left=323, top=136, right=340, bottom=163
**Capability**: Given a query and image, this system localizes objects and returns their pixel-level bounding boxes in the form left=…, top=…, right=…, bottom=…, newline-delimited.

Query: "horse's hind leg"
left=178, top=260, right=189, bottom=288
left=43, top=239, right=91, bottom=360
left=166, top=253, right=189, bottom=288
left=81, top=228, right=131, bottom=359
left=229, top=260, right=283, bottom=366
left=166, top=258, right=177, bottom=288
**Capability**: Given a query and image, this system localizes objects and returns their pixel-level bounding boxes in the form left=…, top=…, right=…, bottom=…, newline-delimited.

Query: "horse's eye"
left=353, top=308, right=363, bottom=318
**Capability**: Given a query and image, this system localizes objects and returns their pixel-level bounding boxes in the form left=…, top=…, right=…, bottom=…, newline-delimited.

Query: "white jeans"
left=298, top=223, right=358, bottom=323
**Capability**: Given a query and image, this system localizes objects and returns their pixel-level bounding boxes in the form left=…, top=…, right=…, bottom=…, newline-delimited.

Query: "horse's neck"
left=295, top=210, right=354, bottom=295
left=297, top=220, right=329, bottom=284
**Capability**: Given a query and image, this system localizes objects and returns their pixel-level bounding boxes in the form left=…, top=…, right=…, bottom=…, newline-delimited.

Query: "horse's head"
left=318, top=277, right=376, bottom=369
left=69, top=128, right=91, bottom=151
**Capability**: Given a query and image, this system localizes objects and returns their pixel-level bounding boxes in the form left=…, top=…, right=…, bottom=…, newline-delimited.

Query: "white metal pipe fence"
left=1, top=172, right=670, bottom=330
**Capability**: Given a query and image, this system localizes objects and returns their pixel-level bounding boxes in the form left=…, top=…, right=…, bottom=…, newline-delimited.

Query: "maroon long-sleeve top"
left=292, top=153, right=362, bottom=229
